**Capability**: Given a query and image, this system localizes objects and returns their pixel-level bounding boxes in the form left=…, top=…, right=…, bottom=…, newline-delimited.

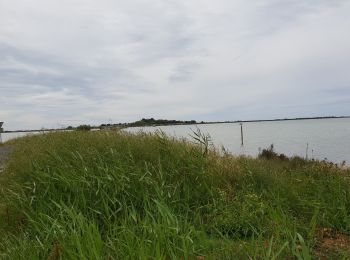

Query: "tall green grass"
left=0, top=130, right=349, bottom=259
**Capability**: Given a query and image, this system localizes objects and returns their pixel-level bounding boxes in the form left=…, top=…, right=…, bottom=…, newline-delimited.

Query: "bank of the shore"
left=0, top=131, right=349, bottom=259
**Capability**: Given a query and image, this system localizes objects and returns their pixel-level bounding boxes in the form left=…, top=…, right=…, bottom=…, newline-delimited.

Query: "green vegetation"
left=101, top=118, right=198, bottom=129
left=0, top=131, right=350, bottom=259
left=76, top=124, right=92, bottom=131
left=128, top=118, right=197, bottom=127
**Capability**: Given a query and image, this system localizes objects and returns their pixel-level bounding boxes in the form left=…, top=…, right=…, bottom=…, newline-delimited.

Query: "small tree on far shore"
left=77, top=125, right=91, bottom=131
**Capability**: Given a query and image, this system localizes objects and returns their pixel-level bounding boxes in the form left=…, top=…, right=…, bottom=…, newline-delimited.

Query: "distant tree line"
left=127, top=118, right=197, bottom=127
left=98, top=118, right=198, bottom=129
left=68, top=116, right=350, bottom=132
left=76, top=125, right=92, bottom=131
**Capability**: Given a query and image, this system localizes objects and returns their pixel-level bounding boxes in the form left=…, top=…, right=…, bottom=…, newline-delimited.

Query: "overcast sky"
left=1, top=0, right=350, bottom=129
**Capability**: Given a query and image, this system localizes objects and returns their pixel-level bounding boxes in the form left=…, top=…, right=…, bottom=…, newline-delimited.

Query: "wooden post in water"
left=240, top=123, right=244, bottom=146
left=305, top=142, right=309, bottom=160
left=0, top=122, right=3, bottom=143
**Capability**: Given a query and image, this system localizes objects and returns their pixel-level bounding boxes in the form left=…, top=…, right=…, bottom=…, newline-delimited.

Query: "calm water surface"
left=1, top=119, right=349, bottom=164
left=1, top=132, right=40, bottom=142
left=126, top=118, right=350, bottom=164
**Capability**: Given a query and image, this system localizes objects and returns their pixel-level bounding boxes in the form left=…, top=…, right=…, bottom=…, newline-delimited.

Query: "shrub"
left=259, top=144, right=289, bottom=161
left=76, top=124, right=91, bottom=131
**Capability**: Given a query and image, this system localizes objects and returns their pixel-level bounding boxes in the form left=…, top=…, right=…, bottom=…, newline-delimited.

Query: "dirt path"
left=0, top=146, right=12, bottom=173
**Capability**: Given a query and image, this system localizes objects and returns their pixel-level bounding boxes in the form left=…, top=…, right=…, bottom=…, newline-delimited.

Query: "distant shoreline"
left=124, top=116, right=350, bottom=128
left=209, top=115, right=350, bottom=124
left=2, top=116, right=350, bottom=133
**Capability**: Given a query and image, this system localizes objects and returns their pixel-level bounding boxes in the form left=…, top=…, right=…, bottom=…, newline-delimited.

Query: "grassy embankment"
left=0, top=131, right=350, bottom=259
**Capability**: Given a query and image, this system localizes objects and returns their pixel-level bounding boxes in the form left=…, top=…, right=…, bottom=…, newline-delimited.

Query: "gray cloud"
left=0, top=0, right=349, bottom=129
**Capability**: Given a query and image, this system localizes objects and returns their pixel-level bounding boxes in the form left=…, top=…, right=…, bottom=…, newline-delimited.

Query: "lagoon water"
left=0, top=131, right=44, bottom=143
left=126, top=118, right=350, bottom=165
left=1, top=118, right=349, bottom=164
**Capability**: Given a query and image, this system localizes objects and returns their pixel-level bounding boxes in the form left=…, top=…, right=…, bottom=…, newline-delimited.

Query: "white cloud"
left=0, top=0, right=349, bottom=129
